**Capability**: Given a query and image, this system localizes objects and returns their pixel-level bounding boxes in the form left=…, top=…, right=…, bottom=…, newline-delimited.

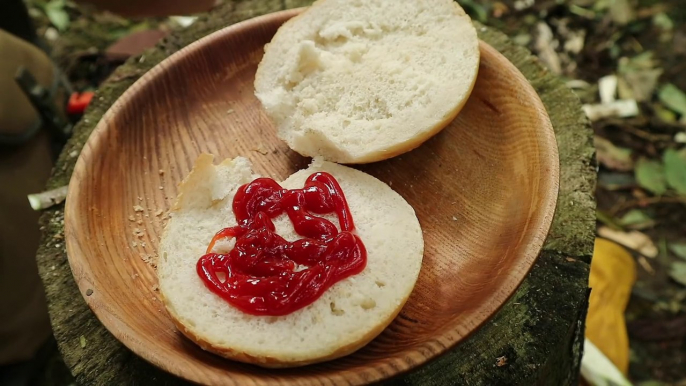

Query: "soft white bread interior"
left=254, top=0, right=480, bottom=164
left=158, top=154, right=424, bottom=367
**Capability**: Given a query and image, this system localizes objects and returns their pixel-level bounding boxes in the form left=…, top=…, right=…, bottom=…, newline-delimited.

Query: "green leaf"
left=618, top=209, right=654, bottom=230
left=652, top=12, right=674, bottom=30
left=668, top=261, right=686, bottom=286
left=44, top=0, right=69, bottom=31
left=658, top=84, right=686, bottom=117
left=663, top=148, right=686, bottom=195
left=598, top=172, right=635, bottom=190
left=669, top=242, right=686, bottom=260
left=635, top=157, right=667, bottom=195
left=597, top=210, right=624, bottom=231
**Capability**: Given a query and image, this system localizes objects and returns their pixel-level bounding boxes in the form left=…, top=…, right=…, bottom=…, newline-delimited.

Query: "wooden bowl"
left=65, top=8, right=559, bottom=385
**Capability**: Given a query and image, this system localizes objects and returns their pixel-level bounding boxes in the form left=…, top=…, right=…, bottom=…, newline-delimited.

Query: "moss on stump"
left=35, top=1, right=596, bottom=384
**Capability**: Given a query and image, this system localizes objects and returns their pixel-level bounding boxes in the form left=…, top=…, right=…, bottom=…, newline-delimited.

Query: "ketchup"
left=196, top=172, right=367, bottom=316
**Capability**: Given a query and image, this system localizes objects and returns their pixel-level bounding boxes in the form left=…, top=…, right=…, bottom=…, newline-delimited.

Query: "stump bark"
left=35, top=1, right=596, bottom=384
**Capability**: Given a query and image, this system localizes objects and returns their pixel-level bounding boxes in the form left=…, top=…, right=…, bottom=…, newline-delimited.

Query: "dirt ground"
left=21, top=0, right=686, bottom=384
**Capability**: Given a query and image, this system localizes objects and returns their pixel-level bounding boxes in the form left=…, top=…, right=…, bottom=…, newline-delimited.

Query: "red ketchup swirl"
left=196, top=172, right=367, bottom=316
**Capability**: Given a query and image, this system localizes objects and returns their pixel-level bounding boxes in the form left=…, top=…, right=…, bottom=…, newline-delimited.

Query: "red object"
left=197, top=172, right=367, bottom=316
left=67, top=92, right=94, bottom=115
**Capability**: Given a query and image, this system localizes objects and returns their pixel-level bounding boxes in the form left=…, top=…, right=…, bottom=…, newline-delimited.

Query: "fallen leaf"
left=459, top=0, right=489, bottom=22
left=586, top=238, right=636, bottom=375
left=594, top=136, right=634, bottom=171
left=534, top=22, right=562, bottom=75
left=659, top=84, right=686, bottom=117
left=653, top=12, right=674, bottom=31
left=598, top=172, right=636, bottom=190
left=618, top=52, right=659, bottom=73
left=583, top=100, right=639, bottom=121
left=598, top=75, right=618, bottom=104
left=622, top=69, right=663, bottom=102
left=668, top=262, right=686, bottom=286
left=669, top=242, right=686, bottom=260
left=617, top=52, right=662, bottom=102
left=597, top=210, right=624, bottom=230
left=618, top=209, right=655, bottom=230
left=79, top=335, right=87, bottom=348
left=563, top=30, right=585, bottom=54
left=44, top=0, right=69, bottom=31
left=635, top=157, right=667, bottom=195
left=598, top=226, right=658, bottom=258
left=656, top=104, right=678, bottom=122
left=663, top=148, right=686, bottom=195
left=610, top=0, right=635, bottom=25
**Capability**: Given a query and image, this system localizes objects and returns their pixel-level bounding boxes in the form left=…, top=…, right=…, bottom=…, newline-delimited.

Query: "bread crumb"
left=252, top=145, right=269, bottom=155
left=133, top=205, right=144, bottom=212
left=452, top=216, right=458, bottom=221
left=141, top=242, right=147, bottom=248
left=151, top=284, right=159, bottom=292
left=132, top=242, right=138, bottom=248
left=155, top=209, right=164, bottom=217
left=136, top=219, right=143, bottom=225
left=158, top=169, right=164, bottom=175
left=226, top=109, right=234, bottom=114
left=128, top=215, right=136, bottom=222
left=137, top=196, right=143, bottom=201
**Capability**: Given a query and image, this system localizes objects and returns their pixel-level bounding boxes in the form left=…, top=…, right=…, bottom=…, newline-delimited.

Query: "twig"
left=27, top=185, right=68, bottom=211
left=617, top=125, right=672, bottom=142
left=609, top=196, right=686, bottom=216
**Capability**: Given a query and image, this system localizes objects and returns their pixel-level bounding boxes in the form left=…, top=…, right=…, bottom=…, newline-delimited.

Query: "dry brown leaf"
left=598, top=226, right=658, bottom=258
left=594, top=136, right=634, bottom=171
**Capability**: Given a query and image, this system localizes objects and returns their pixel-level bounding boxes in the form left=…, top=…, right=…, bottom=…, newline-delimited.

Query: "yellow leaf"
left=586, top=238, right=637, bottom=375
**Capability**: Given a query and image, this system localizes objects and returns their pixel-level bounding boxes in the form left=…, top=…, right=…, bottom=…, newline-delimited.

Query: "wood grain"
left=64, top=9, right=559, bottom=386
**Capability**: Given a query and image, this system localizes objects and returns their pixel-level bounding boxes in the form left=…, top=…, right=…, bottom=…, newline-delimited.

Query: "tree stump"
left=35, top=1, right=596, bottom=384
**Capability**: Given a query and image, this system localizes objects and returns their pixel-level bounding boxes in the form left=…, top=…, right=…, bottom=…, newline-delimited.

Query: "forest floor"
left=22, top=0, right=686, bottom=384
